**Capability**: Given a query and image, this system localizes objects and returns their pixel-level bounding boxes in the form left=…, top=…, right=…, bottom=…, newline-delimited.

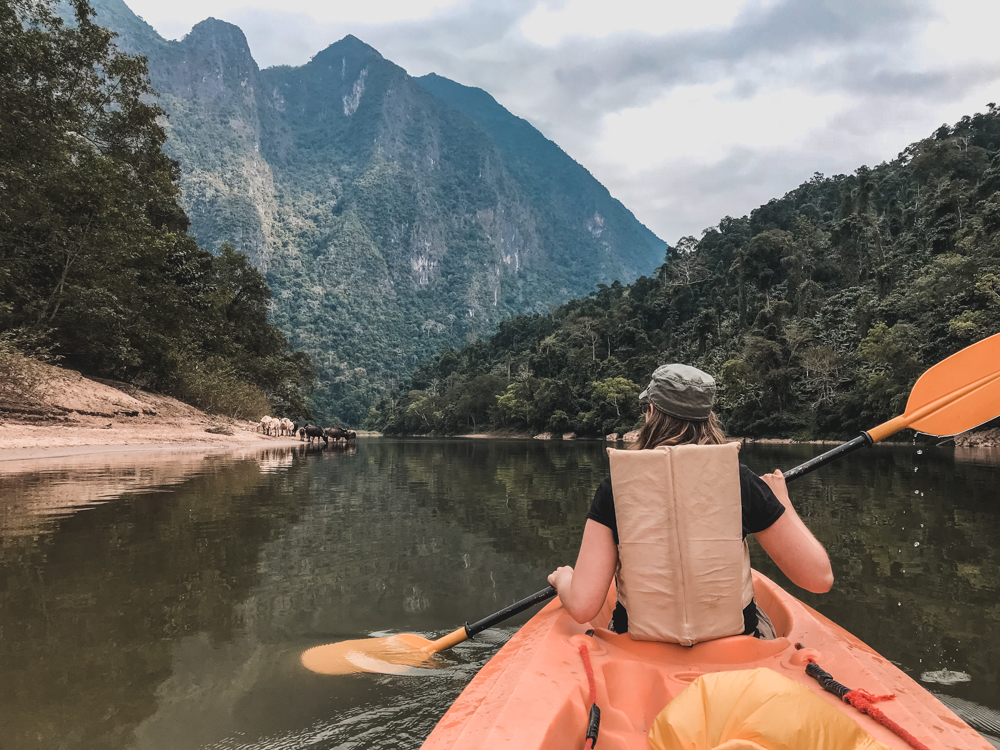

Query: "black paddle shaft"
left=465, top=586, right=557, bottom=639
left=781, top=432, right=873, bottom=483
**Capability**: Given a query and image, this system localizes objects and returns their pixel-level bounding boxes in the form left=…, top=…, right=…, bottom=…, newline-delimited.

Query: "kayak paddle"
left=783, top=330, right=1000, bottom=481
left=301, top=586, right=557, bottom=675
left=301, top=332, right=1000, bottom=676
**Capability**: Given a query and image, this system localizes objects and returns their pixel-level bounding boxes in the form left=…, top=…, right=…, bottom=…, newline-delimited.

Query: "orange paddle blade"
left=301, top=633, right=448, bottom=676
left=868, top=332, right=1000, bottom=442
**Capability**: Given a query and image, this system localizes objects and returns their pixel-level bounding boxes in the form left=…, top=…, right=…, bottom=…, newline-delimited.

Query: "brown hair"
left=631, top=407, right=728, bottom=450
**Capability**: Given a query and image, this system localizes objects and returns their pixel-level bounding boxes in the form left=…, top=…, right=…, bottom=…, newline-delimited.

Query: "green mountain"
left=83, top=0, right=665, bottom=424
left=374, top=109, right=1000, bottom=439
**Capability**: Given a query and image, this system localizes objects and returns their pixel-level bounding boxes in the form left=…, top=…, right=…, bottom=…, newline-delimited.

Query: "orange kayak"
left=422, top=571, right=991, bottom=749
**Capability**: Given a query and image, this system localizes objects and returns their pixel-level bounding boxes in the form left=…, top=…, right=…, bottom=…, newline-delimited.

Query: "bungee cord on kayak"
left=801, top=647, right=932, bottom=750
left=577, top=638, right=600, bottom=750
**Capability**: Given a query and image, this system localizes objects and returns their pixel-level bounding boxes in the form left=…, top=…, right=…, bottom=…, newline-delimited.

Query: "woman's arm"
left=547, top=519, right=618, bottom=623
left=754, top=469, right=834, bottom=593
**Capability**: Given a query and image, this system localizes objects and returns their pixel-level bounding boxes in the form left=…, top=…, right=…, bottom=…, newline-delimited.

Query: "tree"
left=591, top=377, right=640, bottom=418
left=799, top=346, right=842, bottom=406
left=1, top=0, right=185, bottom=338
left=497, top=383, right=531, bottom=426
left=571, top=316, right=602, bottom=361
left=0, top=1, right=313, bottom=418
left=659, top=236, right=710, bottom=287
left=857, top=323, right=923, bottom=420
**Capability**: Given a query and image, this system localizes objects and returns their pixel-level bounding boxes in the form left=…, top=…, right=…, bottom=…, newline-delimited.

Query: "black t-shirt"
left=585, top=463, right=786, bottom=636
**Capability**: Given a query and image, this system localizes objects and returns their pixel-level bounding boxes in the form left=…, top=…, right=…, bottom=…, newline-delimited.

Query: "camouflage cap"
left=638, top=364, right=717, bottom=421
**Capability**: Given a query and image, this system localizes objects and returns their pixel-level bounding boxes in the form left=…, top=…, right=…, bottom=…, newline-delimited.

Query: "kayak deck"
left=423, top=571, right=990, bottom=749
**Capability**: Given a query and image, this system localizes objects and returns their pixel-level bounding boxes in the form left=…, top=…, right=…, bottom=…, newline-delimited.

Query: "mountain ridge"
left=83, top=0, right=667, bottom=423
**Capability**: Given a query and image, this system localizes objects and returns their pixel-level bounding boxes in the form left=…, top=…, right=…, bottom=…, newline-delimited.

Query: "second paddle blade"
left=301, top=633, right=448, bottom=676
left=905, top=331, right=1000, bottom=437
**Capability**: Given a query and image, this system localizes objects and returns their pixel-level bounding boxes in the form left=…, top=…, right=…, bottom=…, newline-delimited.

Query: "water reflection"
left=0, top=439, right=997, bottom=749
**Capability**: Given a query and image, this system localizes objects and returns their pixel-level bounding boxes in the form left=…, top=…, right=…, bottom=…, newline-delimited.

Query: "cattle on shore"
left=260, top=417, right=356, bottom=445
left=299, top=424, right=327, bottom=444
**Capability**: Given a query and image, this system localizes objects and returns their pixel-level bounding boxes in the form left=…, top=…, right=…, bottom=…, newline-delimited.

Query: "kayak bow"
left=421, top=572, right=992, bottom=750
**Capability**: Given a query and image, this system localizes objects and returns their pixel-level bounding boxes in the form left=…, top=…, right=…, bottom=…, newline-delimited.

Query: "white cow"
left=259, top=415, right=274, bottom=435
left=280, top=417, right=294, bottom=436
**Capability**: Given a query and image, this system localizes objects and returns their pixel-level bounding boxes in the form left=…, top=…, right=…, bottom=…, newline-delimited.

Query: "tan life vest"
left=607, top=442, right=753, bottom=645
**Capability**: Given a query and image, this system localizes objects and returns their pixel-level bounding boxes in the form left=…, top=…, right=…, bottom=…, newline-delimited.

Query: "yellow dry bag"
left=648, top=668, right=891, bottom=750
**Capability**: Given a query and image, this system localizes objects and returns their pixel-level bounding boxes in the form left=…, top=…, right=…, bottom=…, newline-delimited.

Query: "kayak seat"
left=600, top=658, right=672, bottom=734
left=648, top=667, right=892, bottom=750
left=751, top=576, right=794, bottom=638
left=538, top=655, right=676, bottom=750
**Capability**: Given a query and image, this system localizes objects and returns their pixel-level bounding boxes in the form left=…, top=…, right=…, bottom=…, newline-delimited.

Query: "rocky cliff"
left=85, top=0, right=666, bottom=423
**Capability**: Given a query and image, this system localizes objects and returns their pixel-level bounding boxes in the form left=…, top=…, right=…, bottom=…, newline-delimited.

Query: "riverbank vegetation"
left=0, top=0, right=313, bottom=419
left=369, top=109, right=1000, bottom=439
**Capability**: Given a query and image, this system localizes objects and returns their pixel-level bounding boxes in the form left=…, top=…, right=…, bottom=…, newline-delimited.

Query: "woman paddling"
left=548, top=364, right=833, bottom=644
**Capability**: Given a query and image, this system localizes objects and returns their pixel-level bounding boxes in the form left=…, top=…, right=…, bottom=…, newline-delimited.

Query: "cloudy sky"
left=124, top=0, right=1000, bottom=244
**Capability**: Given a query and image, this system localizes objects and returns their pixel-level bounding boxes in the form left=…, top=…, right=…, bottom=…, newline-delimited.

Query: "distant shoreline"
left=402, top=431, right=867, bottom=446
left=389, top=431, right=980, bottom=448
left=0, top=361, right=363, bottom=464
left=3, top=430, right=995, bottom=468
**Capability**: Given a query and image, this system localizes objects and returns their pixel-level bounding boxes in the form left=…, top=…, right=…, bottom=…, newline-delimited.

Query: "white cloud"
left=518, top=0, right=781, bottom=46
left=918, top=0, right=1000, bottom=67
left=595, top=82, right=850, bottom=171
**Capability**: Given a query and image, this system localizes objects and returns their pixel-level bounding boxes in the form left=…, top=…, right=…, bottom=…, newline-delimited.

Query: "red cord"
left=578, top=644, right=597, bottom=704
left=578, top=644, right=597, bottom=749
left=805, top=656, right=931, bottom=750
left=843, top=690, right=932, bottom=750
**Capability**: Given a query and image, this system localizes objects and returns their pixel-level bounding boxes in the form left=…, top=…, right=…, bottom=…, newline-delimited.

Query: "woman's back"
left=548, top=363, right=833, bottom=644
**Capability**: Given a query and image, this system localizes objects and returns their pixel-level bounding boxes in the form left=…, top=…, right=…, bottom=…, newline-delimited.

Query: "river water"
left=1, top=439, right=998, bottom=749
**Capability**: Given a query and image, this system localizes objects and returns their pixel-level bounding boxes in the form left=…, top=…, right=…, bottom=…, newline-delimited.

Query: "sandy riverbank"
left=0, top=362, right=311, bottom=462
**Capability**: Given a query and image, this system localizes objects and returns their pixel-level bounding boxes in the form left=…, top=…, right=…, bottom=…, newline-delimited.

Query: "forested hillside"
left=81, top=0, right=666, bottom=425
left=0, top=0, right=313, bottom=419
left=371, top=110, right=1000, bottom=439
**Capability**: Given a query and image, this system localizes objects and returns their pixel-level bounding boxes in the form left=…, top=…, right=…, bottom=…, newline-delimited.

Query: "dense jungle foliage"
left=370, top=111, right=1000, bottom=439
left=0, top=0, right=313, bottom=419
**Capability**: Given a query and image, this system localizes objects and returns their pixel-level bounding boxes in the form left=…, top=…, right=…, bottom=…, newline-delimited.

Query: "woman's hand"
left=548, top=565, right=574, bottom=593
left=760, top=468, right=791, bottom=509
left=547, top=521, right=618, bottom=623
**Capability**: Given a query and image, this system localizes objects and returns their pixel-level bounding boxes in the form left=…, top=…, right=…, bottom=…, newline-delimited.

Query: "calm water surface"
left=1, top=439, right=998, bottom=749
